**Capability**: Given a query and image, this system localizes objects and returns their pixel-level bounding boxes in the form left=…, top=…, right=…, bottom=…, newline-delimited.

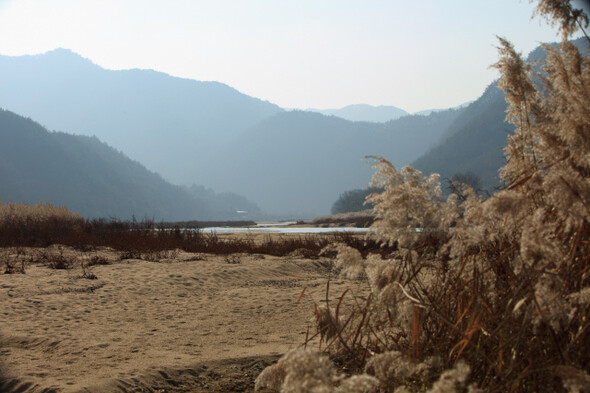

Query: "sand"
left=0, top=244, right=360, bottom=393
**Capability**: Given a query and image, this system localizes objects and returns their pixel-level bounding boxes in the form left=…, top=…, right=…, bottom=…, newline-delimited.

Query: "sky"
left=0, top=0, right=586, bottom=113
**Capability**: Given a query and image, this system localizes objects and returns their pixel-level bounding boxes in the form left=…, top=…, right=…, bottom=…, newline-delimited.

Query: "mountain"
left=0, top=108, right=258, bottom=220
left=309, top=104, right=408, bottom=122
left=200, top=109, right=464, bottom=215
left=411, top=84, right=510, bottom=191
left=0, top=48, right=283, bottom=185
left=413, top=101, right=473, bottom=117
left=0, top=49, right=468, bottom=216
left=412, top=37, right=589, bottom=192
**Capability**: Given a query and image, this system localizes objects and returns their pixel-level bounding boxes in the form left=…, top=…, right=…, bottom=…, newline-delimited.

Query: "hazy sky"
left=0, top=0, right=585, bottom=113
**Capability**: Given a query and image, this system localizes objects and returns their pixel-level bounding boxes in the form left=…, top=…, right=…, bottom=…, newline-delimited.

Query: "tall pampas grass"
left=257, top=1, right=590, bottom=392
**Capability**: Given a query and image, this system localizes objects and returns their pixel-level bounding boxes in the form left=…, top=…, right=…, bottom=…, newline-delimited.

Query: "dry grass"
left=256, top=4, right=590, bottom=393
left=0, top=204, right=390, bottom=264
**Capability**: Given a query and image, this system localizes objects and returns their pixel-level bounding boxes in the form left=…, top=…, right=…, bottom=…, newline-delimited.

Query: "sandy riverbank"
left=0, top=245, right=363, bottom=393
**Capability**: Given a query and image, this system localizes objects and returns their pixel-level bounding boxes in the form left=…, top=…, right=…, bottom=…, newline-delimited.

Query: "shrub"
left=79, top=260, right=98, bottom=280
left=42, top=247, right=76, bottom=270
left=87, top=255, right=111, bottom=266
left=224, top=254, right=242, bottom=264
left=2, top=248, right=26, bottom=274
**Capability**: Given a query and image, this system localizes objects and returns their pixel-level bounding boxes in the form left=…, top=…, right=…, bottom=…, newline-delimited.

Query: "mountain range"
left=0, top=48, right=283, bottom=186
left=0, top=49, right=466, bottom=215
left=1, top=39, right=584, bottom=218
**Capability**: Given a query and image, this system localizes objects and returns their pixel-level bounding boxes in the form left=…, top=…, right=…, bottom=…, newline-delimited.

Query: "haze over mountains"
left=308, top=104, right=408, bottom=123
left=1, top=39, right=581, bottom=219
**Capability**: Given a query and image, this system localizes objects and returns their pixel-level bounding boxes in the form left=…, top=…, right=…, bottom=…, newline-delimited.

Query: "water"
left=199, top=225, right=369, bottom=234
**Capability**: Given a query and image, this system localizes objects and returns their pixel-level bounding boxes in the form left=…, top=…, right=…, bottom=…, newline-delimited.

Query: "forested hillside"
left=0, top=109, right=256, bottom=220
left=412, top=37, right=588, bottom=192
left=412, top=83, right=511, bottom=191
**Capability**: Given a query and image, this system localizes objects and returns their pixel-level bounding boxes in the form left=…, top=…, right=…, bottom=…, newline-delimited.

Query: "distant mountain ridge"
left=0, top=48, right=283, bottom=185
left=309, top=104, right=408, bottom=123
left=0, top=108, right=259, bottom=220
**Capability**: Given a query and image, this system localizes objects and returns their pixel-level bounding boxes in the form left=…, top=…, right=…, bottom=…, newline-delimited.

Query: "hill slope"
left=411, top=83, right=511, bottom=191
left=0, top=108, right=255, bottom=220
left=202, top=109, right=464, bottom=214
left=412, top=37, right=589, bottom=191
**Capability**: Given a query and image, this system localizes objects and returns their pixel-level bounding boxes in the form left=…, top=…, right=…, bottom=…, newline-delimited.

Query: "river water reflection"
left=200, top=225, right=369, bottom=234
